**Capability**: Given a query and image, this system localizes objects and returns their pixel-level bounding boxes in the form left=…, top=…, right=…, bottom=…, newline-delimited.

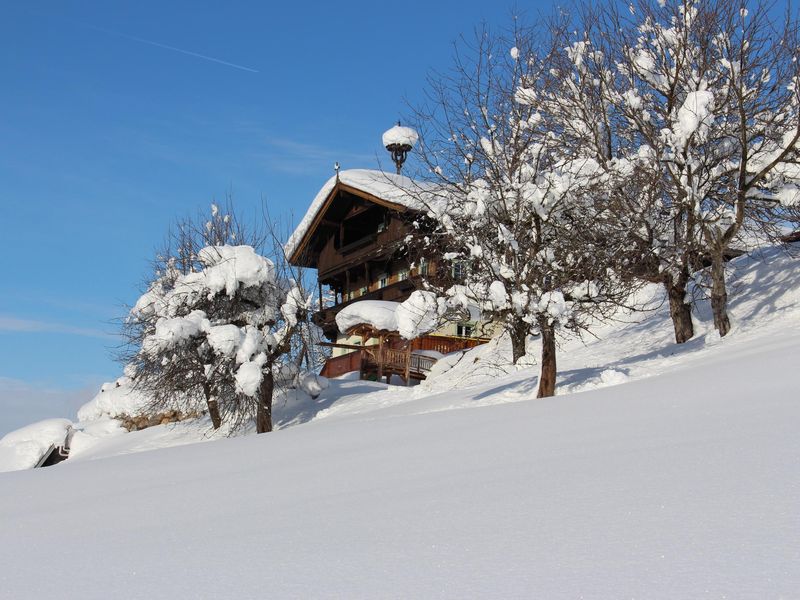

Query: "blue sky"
left=0, top=0, right=531, bottom=430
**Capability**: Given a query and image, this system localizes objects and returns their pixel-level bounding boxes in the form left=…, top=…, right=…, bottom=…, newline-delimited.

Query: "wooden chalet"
left=286, top=169, right=487, bottom=383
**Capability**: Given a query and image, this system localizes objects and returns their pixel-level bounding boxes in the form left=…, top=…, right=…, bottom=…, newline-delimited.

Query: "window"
left=359, top=286, right=368, bottom=296
left=397, top=269, right=409, bottom=282
left=452, top=261, right=466, bottom=281
left=378, top=274, right=388, bottom=289
left=456, top=323, right=474, bottom=337
left=419, top=258, right=429, bottom=276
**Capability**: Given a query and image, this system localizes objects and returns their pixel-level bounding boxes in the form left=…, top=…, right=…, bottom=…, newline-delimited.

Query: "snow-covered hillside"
left=1, top=245, right=799, bottom=598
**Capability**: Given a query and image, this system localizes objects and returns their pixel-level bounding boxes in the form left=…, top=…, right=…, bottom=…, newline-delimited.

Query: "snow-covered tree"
left=551, top=0, right=800, bottom=341
left=124, top=207, right=321, bottom=433
left=404, top=25, right=637, bottom=397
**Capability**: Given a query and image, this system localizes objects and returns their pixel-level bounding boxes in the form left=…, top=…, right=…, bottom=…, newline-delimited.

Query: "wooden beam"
left=404, top=344, right=412, bottom=386
left=377, top=335, right=384, bottom=381
left=318, top=342, right=368, bottom=350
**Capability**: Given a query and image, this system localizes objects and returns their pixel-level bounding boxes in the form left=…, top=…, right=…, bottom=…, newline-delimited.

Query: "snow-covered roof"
left=0, top=419, right=73, bottom=472
left=285, top=169, right=432, bottom=262
left=336, top=291, right=444, bottom=340
left=336, top=300, right=401, bottom=334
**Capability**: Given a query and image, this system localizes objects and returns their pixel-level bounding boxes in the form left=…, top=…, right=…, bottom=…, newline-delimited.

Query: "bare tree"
left=554, top=0, right=800, bottom=342
left=122, top=204, right=319, bottom=433
left=403, top=23, right=639, bottom=397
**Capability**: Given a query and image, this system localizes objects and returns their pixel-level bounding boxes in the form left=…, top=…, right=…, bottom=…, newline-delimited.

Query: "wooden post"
left=318, top=280, right=324, bottom=312
left=345, top=270, right=351, bottom=301
left=404, top=344, right=412, bottom=386
left=377, top=335, right=384, bottom=381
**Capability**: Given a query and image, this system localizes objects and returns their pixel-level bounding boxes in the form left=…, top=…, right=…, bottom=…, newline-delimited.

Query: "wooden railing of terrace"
left=320, top=350, right=363, bottom=379
left=406, top=335, right=487, bottom=354
left=319, top=334, right=488, bottom=383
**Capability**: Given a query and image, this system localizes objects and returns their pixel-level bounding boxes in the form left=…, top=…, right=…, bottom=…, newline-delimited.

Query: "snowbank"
left=0, top=418, right=72, bottom=472
left=77, top=377, right=152, bottom=422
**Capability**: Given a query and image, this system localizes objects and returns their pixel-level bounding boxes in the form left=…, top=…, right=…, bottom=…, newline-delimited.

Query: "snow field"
left=0, top=330, right=797, bottom=599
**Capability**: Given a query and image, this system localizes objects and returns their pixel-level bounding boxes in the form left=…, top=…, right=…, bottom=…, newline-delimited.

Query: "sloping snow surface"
left=1, top=246, right=799, bottom=598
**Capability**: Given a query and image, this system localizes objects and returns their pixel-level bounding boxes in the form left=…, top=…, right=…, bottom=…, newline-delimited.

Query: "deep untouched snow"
left=1, top=246, right=799, bottom=598
left=1, top=334, right=798, bottom=599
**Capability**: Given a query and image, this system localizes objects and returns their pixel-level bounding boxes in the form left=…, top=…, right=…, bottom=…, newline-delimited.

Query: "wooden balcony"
left=319, top=334, right=489, bottom=383
left=317, top=229, right=406, bottom=280
left=320, top=346, right=436, bottom=383
left=314, top=277, right=417, bottom=334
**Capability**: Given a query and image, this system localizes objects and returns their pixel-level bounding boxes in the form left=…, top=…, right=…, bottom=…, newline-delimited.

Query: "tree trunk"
left=256, top=371, right=274, bottom=434
left=207, top=399, right=222, bottom=430
left=537, top=319, right=556, bottom=398
left=710, top=252, right=731, bottom=337
left=203, top=382, right=222, bottom=429
left=665, top=271, right=694, bottom=344
left=509, top=320, right=528, bottom=364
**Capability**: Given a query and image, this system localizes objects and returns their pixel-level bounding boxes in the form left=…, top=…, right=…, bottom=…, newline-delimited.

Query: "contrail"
left=0, top=316, right=114, bottom=339
left=84, top=22, right=259, bottom=73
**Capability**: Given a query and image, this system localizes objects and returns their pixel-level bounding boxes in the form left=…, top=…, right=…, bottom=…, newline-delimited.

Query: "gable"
left=286, top=170, right=425, bottom=267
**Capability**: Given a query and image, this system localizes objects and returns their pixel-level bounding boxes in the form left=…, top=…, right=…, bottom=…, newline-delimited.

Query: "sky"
left=0, top=0, right=539, bottom=431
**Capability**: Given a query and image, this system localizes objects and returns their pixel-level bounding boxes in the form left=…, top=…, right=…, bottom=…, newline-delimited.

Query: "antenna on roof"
left=334, top=161, right=340, bottom=180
